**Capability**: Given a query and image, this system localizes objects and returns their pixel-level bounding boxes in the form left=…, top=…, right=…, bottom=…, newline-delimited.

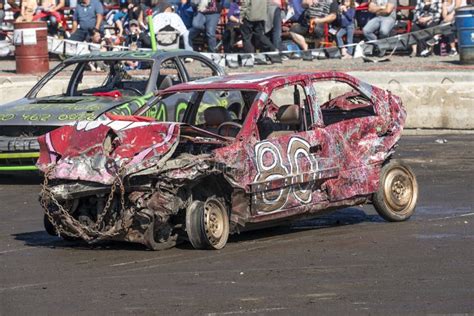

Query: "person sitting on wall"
left=69, top=0, right=104, bottom=42
left=289, top=0, right=338, bottom=51
left=16, top=0, right=38, bottom=22
left=33, top=0, right=64, bottom=34
left=362, top=0, right=397, bottom=57
left=410, top=0, right=442, bottom=57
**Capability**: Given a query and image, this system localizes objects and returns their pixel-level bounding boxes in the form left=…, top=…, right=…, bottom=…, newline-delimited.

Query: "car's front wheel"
left=43, top=214, right=57, bottom=236
left=373, top=160, right=418, bottom=222
left=186, top=197, right=229, bottom=250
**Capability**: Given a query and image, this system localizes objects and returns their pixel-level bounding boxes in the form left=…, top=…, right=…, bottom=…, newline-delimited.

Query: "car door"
left=310, top=76, right=381, bottom=201
left=248, top=81, right=339, bottom=218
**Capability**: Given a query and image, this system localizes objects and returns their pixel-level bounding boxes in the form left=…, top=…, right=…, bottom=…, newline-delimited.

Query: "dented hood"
left=37, top=120, right=181, bottom=184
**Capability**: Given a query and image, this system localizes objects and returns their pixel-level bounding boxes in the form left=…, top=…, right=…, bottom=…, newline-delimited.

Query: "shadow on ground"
left=0, top=173, right=42, bottom=185
left=13, top=208, right=384, bottom=251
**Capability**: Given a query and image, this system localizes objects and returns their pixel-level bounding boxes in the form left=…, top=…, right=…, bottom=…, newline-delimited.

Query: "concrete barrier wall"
left=348, top=72, right=474, bottom=129
left=1, top=72, right=473, bottom=129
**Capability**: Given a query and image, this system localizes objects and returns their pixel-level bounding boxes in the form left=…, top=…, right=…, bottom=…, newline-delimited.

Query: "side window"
left=193, top=90, right=243, bottom=126
left=257, top=84, right=307, bottom=140
left=76, top=66, right=109, bottom=94
left=35, top=63, right=77, bottom=98
left=185, top=90, right=257, bottom=138
left=179, top=57, right=218, bottom=81
left=157, top=59, right=183, bottom=90
left=143, top=92, right=194, bottom=122
left=312, top=80, right=376, bottom=126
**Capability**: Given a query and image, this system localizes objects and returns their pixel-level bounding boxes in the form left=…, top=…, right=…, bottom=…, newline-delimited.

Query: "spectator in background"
left=411, top=0, right=442, bottom=57
left=88, top=28, right=107, bottom=71
left=288, top=0, right=305, bottom=21
left=113, top=2, right=129, bottom=38
left=440, top=0, right=461, bottom=56
left=240, top=0, right=277, bottom=53
left=16, top=0, right=37, bottom=22
left=289, top=0, right=338, bottom=51
left=189, top=0, right=222, bottom=52
left=176, top=0, right=194, bottom=29
left=336, top=0, right=356, bottom=58
left=363, top=0, right=397, bottom=56
left=266, top=0, right=283, bottom=50
left=128, top=0, right=144, bottom=28
left=153, top=4, right=193, bottom=50
left=33, top=0, right=65, bottom=35
left=125, top=18, right=151, bottom=47
left=70, top=0, right=104, bottom=41
left=0, top=1, right=5, bottom=30
left=7, top=0, right=21, bottom=20
left=223, top=0, right=240, bottom=53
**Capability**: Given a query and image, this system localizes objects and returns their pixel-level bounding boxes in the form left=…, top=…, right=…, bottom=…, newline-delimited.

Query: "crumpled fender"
left=37, top=120, right=180, bottom=184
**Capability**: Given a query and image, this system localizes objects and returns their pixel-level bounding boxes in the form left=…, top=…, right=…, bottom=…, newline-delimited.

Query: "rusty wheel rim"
left=203, top=200, right=225, bottom=246
left=383, top=166, right=416, bottom=214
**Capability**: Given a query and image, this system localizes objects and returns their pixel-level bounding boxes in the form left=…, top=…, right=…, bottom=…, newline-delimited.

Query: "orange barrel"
left=13, top=21, right=49, bottom=74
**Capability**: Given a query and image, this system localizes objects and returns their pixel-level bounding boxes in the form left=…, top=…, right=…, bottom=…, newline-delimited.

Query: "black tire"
left=144, top=215, right=179, bottom=251
left=185, top=197, right=229, bottom=250
left=43, top=214, right=57, bottom=236
left=373, top=160, right=418, bottom=222
left=44, top=213, right=79, bottom=241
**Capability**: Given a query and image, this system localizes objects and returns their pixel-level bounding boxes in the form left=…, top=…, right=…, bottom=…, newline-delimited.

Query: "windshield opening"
left=136, top=89, right=259, bottom=138
left=31, top=60, right=153, bottom=99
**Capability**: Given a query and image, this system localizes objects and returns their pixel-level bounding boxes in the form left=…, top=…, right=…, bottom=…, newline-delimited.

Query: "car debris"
left=38, top=72, right=418, bottom=250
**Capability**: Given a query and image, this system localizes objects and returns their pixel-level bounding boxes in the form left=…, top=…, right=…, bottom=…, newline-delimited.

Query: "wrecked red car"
left=37, top=72, right=418, bottom=250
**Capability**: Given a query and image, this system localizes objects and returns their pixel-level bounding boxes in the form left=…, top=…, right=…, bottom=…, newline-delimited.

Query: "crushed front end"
left=37, top=120, right=230, bottom=250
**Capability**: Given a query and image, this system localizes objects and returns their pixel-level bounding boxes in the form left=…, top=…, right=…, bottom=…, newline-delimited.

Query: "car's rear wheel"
left=373, top=160, right=418, bottom=222
left=186, top=197, right=229, bottom=250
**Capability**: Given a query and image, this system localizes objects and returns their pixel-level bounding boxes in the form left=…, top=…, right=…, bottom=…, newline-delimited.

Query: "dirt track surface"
left=0, top=135, right=473, bottom=315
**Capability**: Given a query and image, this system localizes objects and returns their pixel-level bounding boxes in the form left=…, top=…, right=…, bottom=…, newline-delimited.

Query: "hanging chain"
left=40, top=164, right=128, bottom=240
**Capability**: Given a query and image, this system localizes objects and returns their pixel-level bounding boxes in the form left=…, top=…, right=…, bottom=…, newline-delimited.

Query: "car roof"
left=66, top=49, right=205, bottom=62
left=162, top=71, right=357, bottom=94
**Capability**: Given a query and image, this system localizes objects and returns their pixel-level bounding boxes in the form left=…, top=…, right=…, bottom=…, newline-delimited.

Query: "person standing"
left=223, top=0, right=240, bottom=53
left=153, top=5, right=193, bottom=50
left=362, top=0, right=397, bottom=56
left=240, top=0, right=276, bottom=53
left=69, top=0, right=104, bottom=42
left=176, top=0, right=194, bottom=29
left=189, top=0, right=222, bottom=52
left=266, top=0, right=282, bottom=50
